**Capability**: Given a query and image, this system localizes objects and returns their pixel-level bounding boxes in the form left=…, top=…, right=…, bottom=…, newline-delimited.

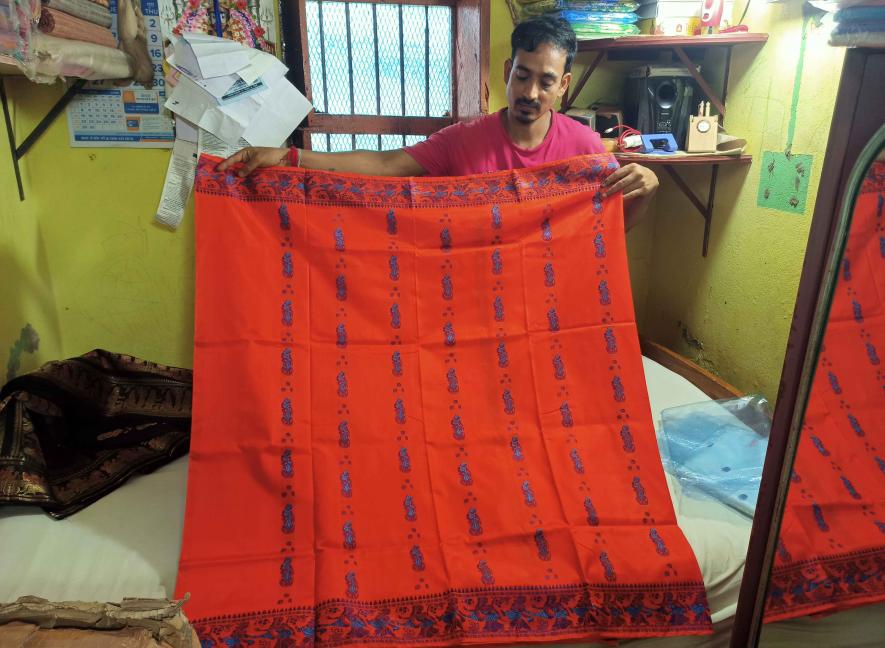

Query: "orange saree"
left=766, top=161, right=885, bottom=621
left=176, top=155, right=711, bottom=646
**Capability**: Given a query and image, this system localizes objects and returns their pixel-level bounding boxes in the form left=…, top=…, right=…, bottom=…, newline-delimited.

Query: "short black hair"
left=511, top=15, right=577, bottom=74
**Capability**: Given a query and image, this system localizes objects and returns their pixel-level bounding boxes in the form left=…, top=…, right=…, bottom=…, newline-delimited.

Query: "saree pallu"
left=0, top=350, right=191, bottom=519
left=177, top=155, right=711, bottom=646
left=766, top=161, right=885, bottom=621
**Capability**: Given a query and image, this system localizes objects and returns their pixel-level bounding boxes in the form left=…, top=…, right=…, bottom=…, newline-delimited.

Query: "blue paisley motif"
left=584, top=497, right=600, bottom=526
left=649, top=529, right=669, bottom=556
left=544, top=263, right=555, bottom=287
left=632, top=476, right=648, bottom=505
left=451, top=414, right=465, bottom=440
left=282, top=503, right=294, bottom=534
left=496, top=342, right=509, bottom=368
left=534, top=529, right=551, bottom=561
left=477, top=560, right=495, bottom=584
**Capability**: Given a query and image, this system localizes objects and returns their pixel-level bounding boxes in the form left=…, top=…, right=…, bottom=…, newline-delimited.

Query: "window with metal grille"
left=282, top=0, right=490, bottom=152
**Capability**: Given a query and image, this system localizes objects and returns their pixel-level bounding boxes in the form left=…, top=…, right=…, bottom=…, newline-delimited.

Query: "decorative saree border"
left=191, top=580, right=711, bottom=647
left=193, top=154, right=619, bottom=209
left=859, top=159, right=885, bottom=194
left=765, top=546, right=885, bottom=621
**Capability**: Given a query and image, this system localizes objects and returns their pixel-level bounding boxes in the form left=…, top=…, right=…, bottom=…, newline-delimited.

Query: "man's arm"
left=602, top=163, right=659, bottom=231
left=216, top=146, right=426, bottom=177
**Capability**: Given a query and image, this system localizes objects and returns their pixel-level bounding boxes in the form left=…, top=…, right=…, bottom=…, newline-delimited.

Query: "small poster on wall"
left=157, top=0, right=279, bottom=52
left=66, top=0, right=175, bottom=148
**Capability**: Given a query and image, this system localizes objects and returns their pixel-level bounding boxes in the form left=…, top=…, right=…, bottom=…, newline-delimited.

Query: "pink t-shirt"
left=404, top=108, right=606, bottom=176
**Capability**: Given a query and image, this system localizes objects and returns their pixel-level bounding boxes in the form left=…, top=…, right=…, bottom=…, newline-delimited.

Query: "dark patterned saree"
left=0, top=349, right=191, bottom=519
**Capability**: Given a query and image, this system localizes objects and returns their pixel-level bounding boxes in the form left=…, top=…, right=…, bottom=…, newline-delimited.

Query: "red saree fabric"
left=766, top=161, right=885, bottom=621
left=176, top=155, right=711, bottom=646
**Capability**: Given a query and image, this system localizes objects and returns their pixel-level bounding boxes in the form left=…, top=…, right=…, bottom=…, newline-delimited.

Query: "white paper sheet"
left=174, top=115, right=198, bottom=143
left=241, top=74, right=312, bottom=147
left=164, top=34, right=310, bottom=149
left=164, top=75, right=218, bottom=126
left=175, top=32, right=251, bottom=78
left=165, top=75, right=247, bottom=145
left=198, top=129, right=249, bottom=160
left=156, top=139, right=198, bottom=230
left=238, top=48, right=288, bottom=85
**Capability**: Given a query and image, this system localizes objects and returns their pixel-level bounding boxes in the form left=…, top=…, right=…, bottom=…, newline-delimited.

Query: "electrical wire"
left=604, top=124, right=643, bottom=152
left=738, top=0, right=751, bottom=26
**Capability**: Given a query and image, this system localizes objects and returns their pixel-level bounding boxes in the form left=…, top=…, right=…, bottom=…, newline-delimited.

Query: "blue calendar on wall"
left=66, top=0, right=175, bottom=148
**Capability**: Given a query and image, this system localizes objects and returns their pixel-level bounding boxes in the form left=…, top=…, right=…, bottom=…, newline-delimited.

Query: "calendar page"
left=66, top=0, right=174, bottom=148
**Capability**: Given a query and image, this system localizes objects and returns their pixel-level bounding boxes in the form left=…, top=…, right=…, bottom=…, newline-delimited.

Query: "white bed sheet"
left=1, top=357, right=881, bottom=646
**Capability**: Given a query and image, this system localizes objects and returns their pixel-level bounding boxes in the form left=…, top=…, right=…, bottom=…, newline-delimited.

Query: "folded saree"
left=38, top=6, right=116, bottom=48
left=42, top=0, right=113, bottom=28
left=176, top=155, right=711, bottom=646
left=766, top=161, right=885, bottom=621
left=0, top=349, right=191, bottom=518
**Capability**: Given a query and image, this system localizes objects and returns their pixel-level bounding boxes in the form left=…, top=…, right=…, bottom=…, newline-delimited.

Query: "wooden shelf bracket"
left=562, top=34, right=767, bottom=256
left=662, top=163, right=720, bottom=257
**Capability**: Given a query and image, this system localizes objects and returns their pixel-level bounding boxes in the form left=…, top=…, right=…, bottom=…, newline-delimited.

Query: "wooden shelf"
left=615, top=154, right=752, bottom=166
left=562, top=33, right=768, bottom=257
left=578, top=33, right=769, bottom=52
left=0, top=55, right=24, bottom=77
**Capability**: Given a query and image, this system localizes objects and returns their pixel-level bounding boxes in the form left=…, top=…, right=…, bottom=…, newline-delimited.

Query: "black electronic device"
left=624, top=65, right=700, bottom=149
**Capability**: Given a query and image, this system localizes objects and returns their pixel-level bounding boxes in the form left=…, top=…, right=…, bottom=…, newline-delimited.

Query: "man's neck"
left=502, top=108, right=553, bottom=150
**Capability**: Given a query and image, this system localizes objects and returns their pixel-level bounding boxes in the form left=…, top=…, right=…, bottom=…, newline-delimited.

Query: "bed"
left=1, top=352, right=883, bottom=647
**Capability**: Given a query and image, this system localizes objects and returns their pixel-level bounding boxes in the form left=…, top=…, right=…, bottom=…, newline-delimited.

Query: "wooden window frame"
left=281, top=0, right=489, bottom=149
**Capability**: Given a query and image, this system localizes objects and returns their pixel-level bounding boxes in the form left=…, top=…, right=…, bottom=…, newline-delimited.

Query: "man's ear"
left=558, top=71, right=572, bottom=99
left=504, top=58, right=513, bottom=84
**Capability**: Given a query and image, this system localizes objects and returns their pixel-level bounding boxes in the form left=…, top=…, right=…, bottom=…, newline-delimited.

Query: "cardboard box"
left=639, top=16, right=702, bottom=36
left=637, top=0, right=735, bottom=36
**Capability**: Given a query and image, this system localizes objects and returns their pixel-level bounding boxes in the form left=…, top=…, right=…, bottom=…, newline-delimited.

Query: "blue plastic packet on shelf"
left=560, top=9, right=640, bottom=24
left=558, top=1, right=641, bottom=11
left=660, top=395, right=771, bottom=518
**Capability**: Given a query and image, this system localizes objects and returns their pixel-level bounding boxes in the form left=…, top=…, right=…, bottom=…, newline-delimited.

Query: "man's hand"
left=216, top=146, right=290, bottom=177
left=602, top=163, right=659, bottom=200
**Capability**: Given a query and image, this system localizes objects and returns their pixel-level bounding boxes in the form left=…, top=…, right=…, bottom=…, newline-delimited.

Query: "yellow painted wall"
left=641, top=3, right=844, bottom=401
left=1, top=79, right=194, bottom=378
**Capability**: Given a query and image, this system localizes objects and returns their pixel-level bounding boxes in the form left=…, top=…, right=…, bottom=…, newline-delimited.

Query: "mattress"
left=1, top=356, right=882, bottom=647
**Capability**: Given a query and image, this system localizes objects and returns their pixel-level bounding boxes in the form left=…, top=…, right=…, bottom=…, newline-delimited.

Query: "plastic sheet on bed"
left=660, top=396, right=771, bottom=519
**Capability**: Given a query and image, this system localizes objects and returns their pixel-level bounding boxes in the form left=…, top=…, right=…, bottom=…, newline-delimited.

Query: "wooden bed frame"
left=640, top=338, right=744, bottom=400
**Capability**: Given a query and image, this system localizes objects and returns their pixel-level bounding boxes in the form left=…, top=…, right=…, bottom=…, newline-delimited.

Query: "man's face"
left=504, top=43, right=571, bottom=125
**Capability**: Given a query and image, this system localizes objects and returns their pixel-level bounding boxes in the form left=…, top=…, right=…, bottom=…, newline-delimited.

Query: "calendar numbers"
left=66, top=1, right=174, bottom=147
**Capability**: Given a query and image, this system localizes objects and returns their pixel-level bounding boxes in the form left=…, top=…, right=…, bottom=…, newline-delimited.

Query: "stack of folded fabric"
left=559, top=1, right=641, bottom=38
left=0, top=0, right=39, bottom=63
left=829, top=1, right=885, bottom=47
left=1, top=0, right=133, bottom=82
left=38, top=0, right=116, bottom=48
left=507, top=0, right=640, bottom=37
left=508, top=0, right=559, bottom=20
